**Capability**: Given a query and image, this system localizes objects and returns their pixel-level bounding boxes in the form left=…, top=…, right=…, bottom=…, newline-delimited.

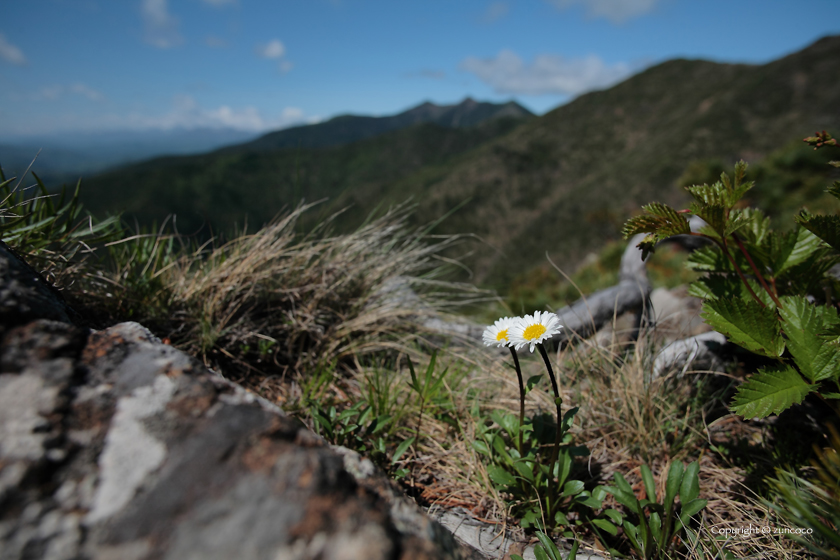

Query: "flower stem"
left=510, top=346, right=525, bottom=456
left=538, top=344, right=563, bottom=521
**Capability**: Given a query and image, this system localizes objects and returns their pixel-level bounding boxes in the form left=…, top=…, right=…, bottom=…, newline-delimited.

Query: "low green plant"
left=602, top=461, right=707, bottom=560
left=309, top=399, right=414, bottom=478
left=623, top=155, right=840, bottom=419
left=0, top=168, right=122, bottom=281
left=511, top=530, right=580, bottom=560
left=767, top=424, right=840, bottom=559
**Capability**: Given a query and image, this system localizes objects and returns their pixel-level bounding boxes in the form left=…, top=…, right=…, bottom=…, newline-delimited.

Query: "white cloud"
left=461, top=50, right=632, bottom=96
left=141, top=0, right=183, bottom=48
left=113, top=95, right=311, bottom=132
left=481, top=2, right=509, bottom=23
left=69, top=83, right=106, bottom=101
left=0, top=33, right=27, bottom=65
left=546, top=0, right=659, bottom=24
left=256, top=39, right=286, bottom=59
left=36, top=83, right=106, bottom=102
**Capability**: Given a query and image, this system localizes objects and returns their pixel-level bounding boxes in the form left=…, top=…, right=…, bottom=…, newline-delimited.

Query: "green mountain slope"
left=77, top=36, right=840, bottom=290
left=78, top=114, right=531, bottom=237
left=393, top=35, right=840, bottom=288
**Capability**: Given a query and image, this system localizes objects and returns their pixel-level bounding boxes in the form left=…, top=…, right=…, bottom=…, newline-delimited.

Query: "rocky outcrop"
left=0, top=241, right=81, bottom=336
left=0, top=319, right=479, bottom=560
left=0, top=241, right=481, bottom=560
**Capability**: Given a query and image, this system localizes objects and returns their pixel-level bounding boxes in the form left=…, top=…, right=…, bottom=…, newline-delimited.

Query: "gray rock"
left=0, top=319, right=475, bottom=560
left=0, top=241, right=81, bottom=335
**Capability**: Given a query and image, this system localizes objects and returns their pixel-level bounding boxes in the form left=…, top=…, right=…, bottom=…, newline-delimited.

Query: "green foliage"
left=603, top=461, right=707, bottom=560
left=767, top=425, right=840, bottom=559
left=729, top=366, right=816, bottom=418
left=511, top=531, right=580, bottom=560
left=624, top=154, right=840, bottom=419
left=473, top=406, right=602, bottom=532
left=0, top=168, right=122, bottom=277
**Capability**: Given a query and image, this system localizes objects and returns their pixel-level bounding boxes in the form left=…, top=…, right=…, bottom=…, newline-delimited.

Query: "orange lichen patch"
left=81, top=331, right=126, bottom=361
left=166, top=381, right=216, bottom=418
left=290, top=495, right=384, bottom=540
left=240, top=436, right=286, bottom=475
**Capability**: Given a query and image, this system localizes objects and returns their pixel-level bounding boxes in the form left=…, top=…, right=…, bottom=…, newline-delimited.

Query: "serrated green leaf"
left=687, top=245, right=731, bottom=273
left=779, top=296, right=840, bottom=382
left=725, top=209, right=751, bottom=237
left=642, top=202, right=691, bottom=236
left=688, top=274, right=773, bottom=307
left=796, top=211, right=840, bottom=251
left=686, top=182, right=728, bottom=207
left=702, top=298, right=784, bottom=357
left=690, top=202, right=727, bottom=236
left=738, top=207, right=771, bottom=245
left=730, top=366, right=816, bottom=419
left=623, top=214, right=662, bottom=238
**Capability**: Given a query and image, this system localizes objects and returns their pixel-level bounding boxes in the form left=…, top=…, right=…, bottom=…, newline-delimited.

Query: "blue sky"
left=1, top=0, right=838, bottom=139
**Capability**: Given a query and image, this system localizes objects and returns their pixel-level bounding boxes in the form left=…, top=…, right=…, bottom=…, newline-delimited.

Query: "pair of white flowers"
left=482, top=311, right=563, bottom=353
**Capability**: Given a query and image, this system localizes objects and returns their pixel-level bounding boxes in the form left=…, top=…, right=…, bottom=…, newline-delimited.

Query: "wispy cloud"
left=0, top=33, right=27, bottom=65
left=461, top=50, right=632, bottom=96
left=36, top=83, right=106, bottom=102
left=256, top=39, right=286, bottom=59
left=480, top=2, right=509, bottom=24
left=545, top=0, right=659, bottom=24
left=118, top=95, right=311, bottom=132
left=255, top=39, right=293, bottom=73
left=141, top=0, right=183, bottom=48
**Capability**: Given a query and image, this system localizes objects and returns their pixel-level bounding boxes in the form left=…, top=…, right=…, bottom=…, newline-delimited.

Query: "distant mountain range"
left=0, top=128, right=260, bottom=186
left=16, top=36, right=840, bottom=291
left=223, top=98, right=533, bottom=152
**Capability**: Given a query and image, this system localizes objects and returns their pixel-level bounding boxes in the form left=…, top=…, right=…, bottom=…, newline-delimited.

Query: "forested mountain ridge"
left=76, top=35, right=840, bottom=289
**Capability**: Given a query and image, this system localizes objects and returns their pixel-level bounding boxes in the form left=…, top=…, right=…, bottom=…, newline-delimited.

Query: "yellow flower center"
left=523, top=324, right=546, bottom=341
left=496, top=329, right=509, bottom=341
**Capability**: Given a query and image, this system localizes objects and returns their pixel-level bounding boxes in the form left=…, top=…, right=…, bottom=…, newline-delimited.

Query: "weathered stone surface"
left=0, top=241, right=81, bottom=336
left=0, top=320, right=475, bottom=560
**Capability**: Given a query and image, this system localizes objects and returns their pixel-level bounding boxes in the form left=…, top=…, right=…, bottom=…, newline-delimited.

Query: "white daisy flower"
left=482, top=316, right=518, bottom=348
left=508, top=311, right=563, bottom=353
